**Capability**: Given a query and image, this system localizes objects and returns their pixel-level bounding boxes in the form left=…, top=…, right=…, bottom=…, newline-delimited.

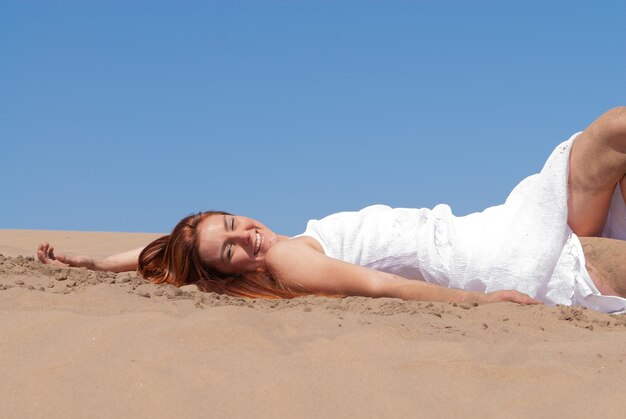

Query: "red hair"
left=137, top=211, right=308, bottom=299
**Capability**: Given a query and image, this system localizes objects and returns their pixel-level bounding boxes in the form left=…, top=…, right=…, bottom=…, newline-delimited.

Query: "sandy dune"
left=1, top=229, right=625, bottom=418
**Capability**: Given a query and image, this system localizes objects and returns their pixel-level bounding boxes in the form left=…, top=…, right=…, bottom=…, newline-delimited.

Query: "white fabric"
left=296, top=132, right=626, bottom=314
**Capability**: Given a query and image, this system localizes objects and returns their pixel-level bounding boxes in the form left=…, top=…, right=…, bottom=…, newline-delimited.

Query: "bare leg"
left=568, top=107, right=626, bottom=236
left=579, top=237, right=626, bottom=297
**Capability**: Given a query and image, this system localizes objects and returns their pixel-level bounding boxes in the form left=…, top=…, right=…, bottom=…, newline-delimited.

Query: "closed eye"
left=227, top=244, right=233, bottom=262
left=227, top=217, right=236, bottom=262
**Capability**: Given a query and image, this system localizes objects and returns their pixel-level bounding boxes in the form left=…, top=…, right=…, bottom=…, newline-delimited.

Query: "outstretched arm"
left=37, top=242, right=143, bottom=273
left=267, top=238, right=540, bottom=305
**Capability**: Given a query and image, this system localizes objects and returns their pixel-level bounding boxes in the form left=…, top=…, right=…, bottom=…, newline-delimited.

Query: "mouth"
left=253, top=231, right=263, bottom=256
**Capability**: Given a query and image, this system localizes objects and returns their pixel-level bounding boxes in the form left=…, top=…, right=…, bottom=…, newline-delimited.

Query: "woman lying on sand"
left=38, top=107, right=626, bottom=313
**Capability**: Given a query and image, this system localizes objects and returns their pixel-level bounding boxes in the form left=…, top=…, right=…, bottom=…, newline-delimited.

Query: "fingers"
left=36, top=242, right=94, bottom=270
left=35, top=242, right=70, bottom=267
left=37, top=243, right=47, bottom=263
left=487, top=290, right=543, bottom=305
left=508, top=291, right=543, bottom=305
left=515, top=291, right=542, bottom=305
left=37, top=242, right=55, bottom=263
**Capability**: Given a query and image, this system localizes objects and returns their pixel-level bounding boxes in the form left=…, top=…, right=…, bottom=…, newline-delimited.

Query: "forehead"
left=197, top=214, right=226, bottom=264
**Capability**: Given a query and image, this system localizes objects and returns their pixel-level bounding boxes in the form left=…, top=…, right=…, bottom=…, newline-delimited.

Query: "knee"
left=596, top=107, right=626, bottom=146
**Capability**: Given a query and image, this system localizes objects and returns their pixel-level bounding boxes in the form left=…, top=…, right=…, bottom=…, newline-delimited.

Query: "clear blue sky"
left=1, top=0, right=624, bottom=236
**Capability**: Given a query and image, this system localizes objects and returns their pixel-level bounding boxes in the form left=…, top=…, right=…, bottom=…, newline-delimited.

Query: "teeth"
left=254, top=232, right=262, bottom=255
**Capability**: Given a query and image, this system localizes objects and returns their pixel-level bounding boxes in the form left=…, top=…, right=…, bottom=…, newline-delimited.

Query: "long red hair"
left=137, top=211, right=308, bottom=299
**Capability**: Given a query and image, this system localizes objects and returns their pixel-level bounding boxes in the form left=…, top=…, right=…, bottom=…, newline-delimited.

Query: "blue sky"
left=1, top=0, right=625, bottom=236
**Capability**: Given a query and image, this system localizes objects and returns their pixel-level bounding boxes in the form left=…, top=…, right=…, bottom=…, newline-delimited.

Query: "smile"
left=254, top=231, right=263, bottom=256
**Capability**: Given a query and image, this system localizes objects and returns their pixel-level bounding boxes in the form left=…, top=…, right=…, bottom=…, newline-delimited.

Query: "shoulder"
left=264, top=237, right=327, bottom=292
left=265, top=235, right=388, bottom=296
left=266, top=236, right=324, bottom=265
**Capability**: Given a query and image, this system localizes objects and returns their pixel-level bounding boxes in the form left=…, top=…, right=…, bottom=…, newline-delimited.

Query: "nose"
left=230, top=229, right=252, bottom=246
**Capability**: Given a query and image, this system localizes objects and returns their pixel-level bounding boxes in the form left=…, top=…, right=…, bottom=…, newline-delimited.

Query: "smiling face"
left=196, top=214, right=281, bottom=276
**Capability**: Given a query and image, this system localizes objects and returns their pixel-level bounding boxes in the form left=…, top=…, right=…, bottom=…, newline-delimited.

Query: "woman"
left=38, top=107, right=626, bottom=313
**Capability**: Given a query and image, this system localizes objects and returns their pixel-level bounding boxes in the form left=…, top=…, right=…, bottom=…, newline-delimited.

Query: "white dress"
left=295, top=132, right=626, bottom=314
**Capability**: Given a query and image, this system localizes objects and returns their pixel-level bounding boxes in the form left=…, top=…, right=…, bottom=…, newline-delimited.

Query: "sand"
left=1, top=229, right=625, bottom=418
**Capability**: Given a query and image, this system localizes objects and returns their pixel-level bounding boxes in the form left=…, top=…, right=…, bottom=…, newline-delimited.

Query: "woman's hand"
left=475, top=290, right=542, bottom=305
left=37, top=242, right=95, bottom=269
left=37, top=242, right=143, bottom=272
